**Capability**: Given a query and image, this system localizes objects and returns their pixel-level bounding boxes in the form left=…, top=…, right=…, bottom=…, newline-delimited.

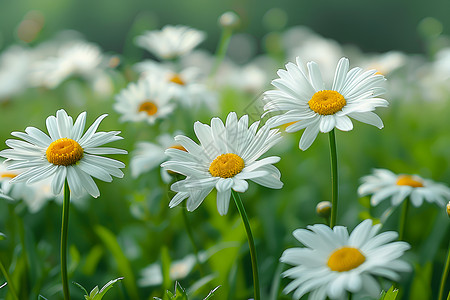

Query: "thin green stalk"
left=181, top=208, right=205, bottom=276
left=398, top=198, right=410, bottom=241
left=438, top=241, right=450, bottom=300
left=232, top=191, right=260, bottom=300
left=61, top=180, right=71, bottom=300
left=0, top=259, right=19, bottom=300
left=209, top=27, right=233, bottom=80
left=328, top=129, right=339, bottom=228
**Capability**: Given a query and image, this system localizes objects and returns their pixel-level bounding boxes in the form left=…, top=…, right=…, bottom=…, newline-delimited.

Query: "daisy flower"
left=161, top=112, right=283, bottom=215
left=130, top=133, right=184, bottom=181
left=358, top=169, right=450, bottom=207
left=280, top=219, right=411, bottom=300
left=0, top=109, right=127, bottom=198
left=114, top=75, right=175, bottom=124
left=0, top=45, right=32, bottom=100
left=135, top=60, right=217, bottom=109
left=263, top=57, right=388, bottom=150
left=135, top=25, right=206, bottom=60
left=0, top=160, right=55, bottom=213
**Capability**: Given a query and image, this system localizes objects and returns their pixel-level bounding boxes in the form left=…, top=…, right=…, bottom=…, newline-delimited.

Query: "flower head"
left=263, top=57, right=388, bottom=150
left=161, top=112, right=283, bottom=215
left=0, top=109, right=127, bottom=198
left=114, top=75, right=175, bottom=124
left=280, top=219, right=411, bottom=300
left=358, top=169, right=450, bottom=207
left=135, top=25, right=205, bottom=60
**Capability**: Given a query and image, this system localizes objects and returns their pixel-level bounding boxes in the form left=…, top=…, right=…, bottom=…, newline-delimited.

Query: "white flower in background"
left=0, top=160, right=55, bottom=213
left=135, top=25, right=206, bottom=60
left=280, top=219, right=411, bottom=300
left=135, top=60, right=217, bottom=109
left=30, top=40, right=111, bottom=90
left=0, top=45, right=33, bottom=100
left=130, top=133, right=184, bottom=182
left=0, top=109, right=127, bottom=198
left=114, top=75, right=175, bottom=124
left=263, top=57, right=388, bottom=150
left=161, top=112, right=283, bottom=215
left=358, top=169, right=450, bottom=207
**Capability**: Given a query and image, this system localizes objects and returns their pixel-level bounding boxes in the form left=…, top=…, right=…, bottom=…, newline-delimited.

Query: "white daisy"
left=0, top=109, right=127, bottom=198
left=280, top=219, right=411, bottom=300
left=161, top=112, right=283, bottom=215
left=263, top=57, right=388, bottom=150
left=30, top=40, right=108, bottom=89
left=358, top=169, right=450, bottom=207
left=135, top=60, right=217, bottom=109
left=114, top=75, right=175, bottom=124
left=135, top=25, right=206, bottom=60
left=0, top=45, right=32, bottom=100
left=0, top=160, right=55, bottom=213
left=130, top=133, right=184, bottom=181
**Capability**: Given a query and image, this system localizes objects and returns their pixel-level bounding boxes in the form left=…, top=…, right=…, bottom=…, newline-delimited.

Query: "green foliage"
left=154, top=282, right=220, bottom=300
left=378, top=286, right=399, bottom=300
left=0, top=232, right=5, bottom=240
left=74, top=277, right=124, bottom=300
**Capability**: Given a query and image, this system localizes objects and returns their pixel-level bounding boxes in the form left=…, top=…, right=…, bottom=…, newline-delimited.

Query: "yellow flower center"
left=447, top=202, right=450, bottom=218
left=169, top=144, right=187, bottom=152
left=308, top=90, right=346, bottom=115
left=396, top=175, right=424, bottom=188
left=1, top=173, right=17, bottom=179
left=169, top=74, right=185, bottom=85
left=46, top=138, right=83, bottom=166
left=209, top=153, right=245, bottom=178
left=138, top=101, right=158, bottom=116
left=327, top=247, right=366, bottom=272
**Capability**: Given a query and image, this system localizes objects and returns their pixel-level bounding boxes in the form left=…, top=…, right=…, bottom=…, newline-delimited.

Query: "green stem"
left=209, top=27, right=233, bottom=80
left=328, top=129, right=339, bottom=228
left=61, top=180, right=71, bottom=300
left=398, top=198, right=410, bottom=241
left=181, top=208, right=205, bottom=276
left=232, top=191, right=260, bottom=300
left=0, top=258, right=19, bottom=300
left=438, top=241, right=450, bottom=300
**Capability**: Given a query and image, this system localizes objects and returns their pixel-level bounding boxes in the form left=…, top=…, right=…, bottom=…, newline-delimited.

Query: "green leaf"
left=410, top=262, right=433, bottom=300
left=74, top=278, right=124, bottom=300
left=203, top=286, right=220, bottom=300
left=95, top=226, right=139, bottom=300
left=378, top=286, right=399, bottom=300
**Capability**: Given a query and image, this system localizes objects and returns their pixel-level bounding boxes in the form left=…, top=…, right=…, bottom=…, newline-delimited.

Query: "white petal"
left=217, top=188, right=232, bottom=215
left=299, top=120, right=320, bottom=150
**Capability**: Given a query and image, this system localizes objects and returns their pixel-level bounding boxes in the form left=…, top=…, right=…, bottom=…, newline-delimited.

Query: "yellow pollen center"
left=308, top=90, right=346, bottom=115
left=327, top=247, right=366, bottom=272
left=209, top=153, right=245, bottom=178
left=396, top=175, right=424, bottom=188
left=169, top=144, right=187, bottom=152
left=138, top=101, right=158, bottom=116
left=46, top=138, right=83, bottom=166
left=169, top=74, right=185, bottom=85
left=1, top=173, right=17, bottom=179
left=447, top=202, right=450, bottom=217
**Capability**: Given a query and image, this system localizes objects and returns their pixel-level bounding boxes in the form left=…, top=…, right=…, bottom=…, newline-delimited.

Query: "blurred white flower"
left=263, top=57, right=388, bottom=150
left=161, top=112, right=283, bottom=215
left=130, top=133, right=184, bottom=182
left=0, top=161, right=55, bottom=212
left=0, top=45, right=33, bottom=100
left=358, top=169, right=450, bottom=207
left=30, top=39, right=113, bottom=91
left=0, top=109, right=127, bottom=198
left=135, top=25, right=206, bottom=60
left=114, top=75, right=175, bottom=124
left=357, top=51, right=407, bottom=77
left=135, top=60, right=217, bottom=110
left=280, top=219, right=411, bottom=300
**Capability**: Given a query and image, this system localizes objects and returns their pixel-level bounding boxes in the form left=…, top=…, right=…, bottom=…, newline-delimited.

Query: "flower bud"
left=219, top=11, right=240, bottom=29
left=316, top=201, right=332, bottom=219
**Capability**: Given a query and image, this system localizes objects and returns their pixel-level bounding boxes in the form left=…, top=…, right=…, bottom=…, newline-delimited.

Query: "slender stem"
left=328, top=129, right=339, bottom=228
left=181, top=208, right=205, bottom=276
left=0, top=259, right=19, bottom=300
left=232, top=191, right=260, bottom=300
left=209, top=27, right=233, bottom=80
left=398, top=198, right=410, bottom=241
left=438, top=240, right=450, bottom=300
left=61, top=180, right=71, bottom=300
